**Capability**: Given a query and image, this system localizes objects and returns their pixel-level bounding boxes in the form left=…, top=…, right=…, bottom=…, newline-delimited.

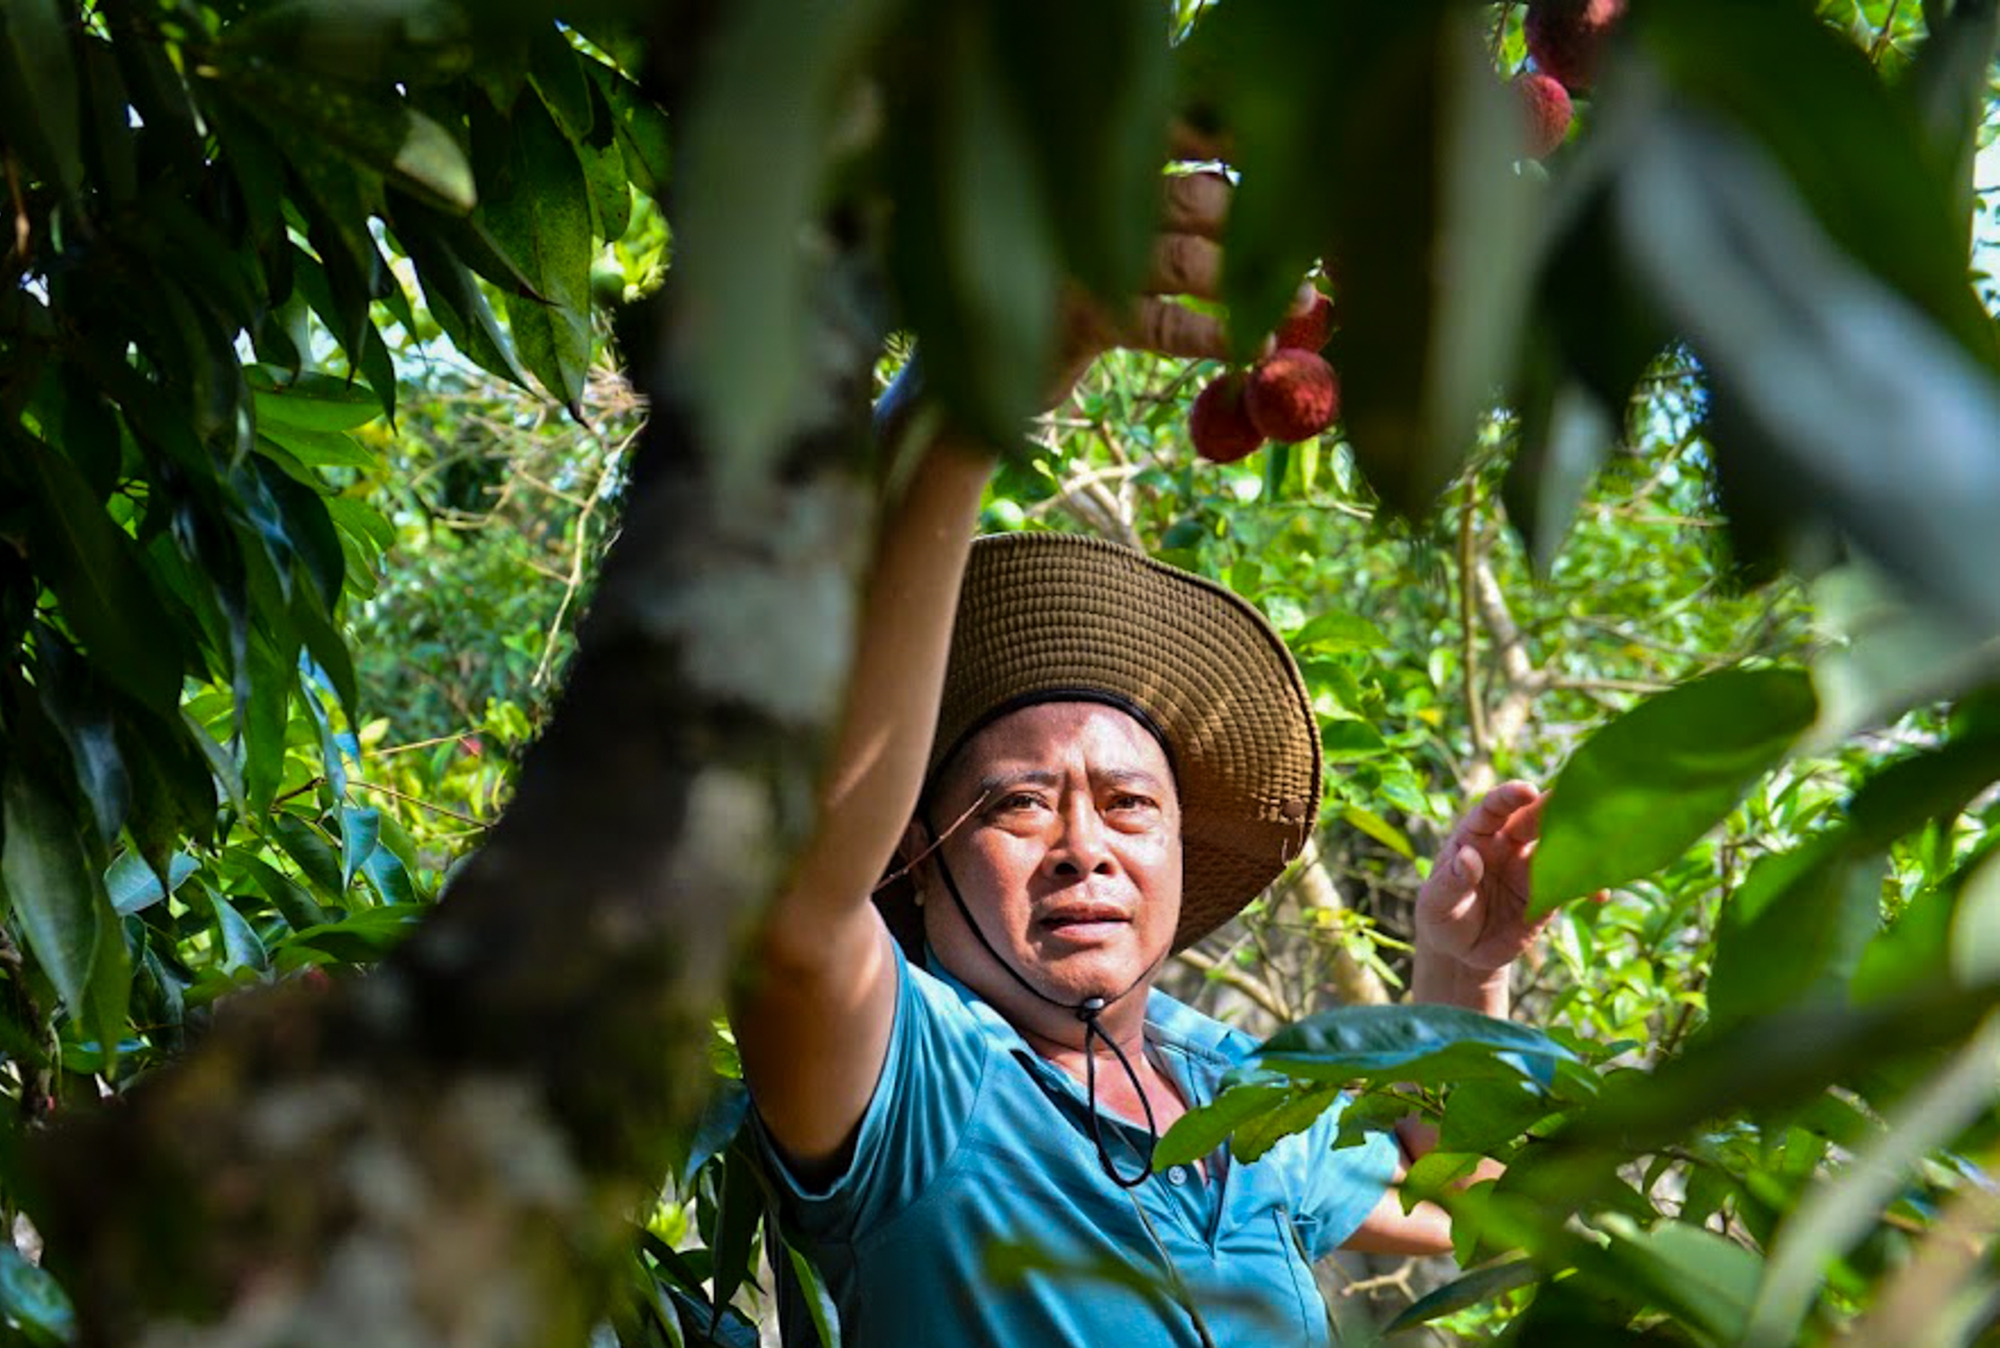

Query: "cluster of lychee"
left=1188, top=290, right=1338, bottom=464
left=1511, top=0, right=1626, bottom=161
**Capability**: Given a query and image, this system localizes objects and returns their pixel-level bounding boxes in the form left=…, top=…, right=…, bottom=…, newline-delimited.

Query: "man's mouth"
left=1038, top=903, right=1131, bottom=934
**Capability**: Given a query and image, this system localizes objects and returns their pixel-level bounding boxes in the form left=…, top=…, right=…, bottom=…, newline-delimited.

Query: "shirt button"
left=1165, top=1164, right=1190, bottom=1187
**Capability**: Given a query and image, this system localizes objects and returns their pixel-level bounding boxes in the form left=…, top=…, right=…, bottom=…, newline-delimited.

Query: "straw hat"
left=878, top=531, right=1322, bottom=954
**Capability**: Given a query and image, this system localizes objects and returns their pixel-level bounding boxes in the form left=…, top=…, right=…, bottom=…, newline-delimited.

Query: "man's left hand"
left=1412, top=781, right=1554, bottom=977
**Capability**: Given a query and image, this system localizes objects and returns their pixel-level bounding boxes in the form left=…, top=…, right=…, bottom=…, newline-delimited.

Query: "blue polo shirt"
left=761, top=943, right=1399, bottom=1345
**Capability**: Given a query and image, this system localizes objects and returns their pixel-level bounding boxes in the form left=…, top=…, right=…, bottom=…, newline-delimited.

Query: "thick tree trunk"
left=30, top=217, right=886, bottom=1348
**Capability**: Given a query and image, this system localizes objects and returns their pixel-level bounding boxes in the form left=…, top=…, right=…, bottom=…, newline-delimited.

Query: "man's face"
left=919, top=701, right=1183, bottom=1013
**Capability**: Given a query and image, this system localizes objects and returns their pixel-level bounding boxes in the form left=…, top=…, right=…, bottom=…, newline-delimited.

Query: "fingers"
left=1163, top=170, right=1231, bottom=238
left=1456, top=781, right=1542, bottom=838
left=1147, top=233, right=1224, bottom=299
left=1121, top=297, right=1230, bottom=361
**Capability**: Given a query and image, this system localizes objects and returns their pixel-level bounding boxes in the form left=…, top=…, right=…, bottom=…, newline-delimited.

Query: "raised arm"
left=731, top=414, right=991, bottom=1176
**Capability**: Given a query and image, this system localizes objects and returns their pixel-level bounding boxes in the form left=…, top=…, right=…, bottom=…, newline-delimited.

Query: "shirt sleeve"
left=753, top=941, right=993, bottom=1241
left=1295, top=1093, right=1401, bottom=1259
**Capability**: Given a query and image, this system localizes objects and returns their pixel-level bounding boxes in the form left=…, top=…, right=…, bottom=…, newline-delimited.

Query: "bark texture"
left=30, top=111, right=888, bottom=1348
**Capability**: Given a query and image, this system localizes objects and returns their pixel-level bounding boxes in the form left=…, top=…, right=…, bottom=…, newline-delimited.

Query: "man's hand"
left=1043, top=170, right=1316, bottom=408
left=1413, top=780, right=1548, bottom=974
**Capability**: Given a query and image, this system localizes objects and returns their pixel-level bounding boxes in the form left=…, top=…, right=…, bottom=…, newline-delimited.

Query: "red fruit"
left=1525, top=0, right=1626, bottom=94
left=1244, top=349, right=1340, bottom=444
left=1189, top=371, right=1265, bottom=464
left=1273, top=290, right=1334, bottom=352
left=1516, top=72, right=1573, bottom=159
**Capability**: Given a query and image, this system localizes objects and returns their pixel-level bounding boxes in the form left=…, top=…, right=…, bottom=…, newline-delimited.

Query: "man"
left=732, top=172, right=1554, bottom=1344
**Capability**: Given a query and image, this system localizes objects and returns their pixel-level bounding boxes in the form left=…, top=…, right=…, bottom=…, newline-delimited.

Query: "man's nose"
left=1050, top=797, right=1114, bottom=876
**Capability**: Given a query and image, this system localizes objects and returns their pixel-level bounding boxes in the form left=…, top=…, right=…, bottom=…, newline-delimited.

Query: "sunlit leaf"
left=1255, top=1004, right=1574, bottom=1086
left=1534, top=668, right=1816, bottom=912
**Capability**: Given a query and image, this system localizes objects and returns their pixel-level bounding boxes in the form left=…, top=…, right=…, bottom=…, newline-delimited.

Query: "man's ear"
left=897, top=818, right=933, bottom=903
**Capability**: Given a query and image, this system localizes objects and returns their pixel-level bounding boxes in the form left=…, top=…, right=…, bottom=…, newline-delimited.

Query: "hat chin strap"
left=921, top=820, right=1168, bottom=1190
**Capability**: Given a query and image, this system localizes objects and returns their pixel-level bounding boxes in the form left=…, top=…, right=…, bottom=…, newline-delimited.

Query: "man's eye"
left=1109, top=794, right=1155, bottom=813
left=994, top=793, right=1045, bottom=812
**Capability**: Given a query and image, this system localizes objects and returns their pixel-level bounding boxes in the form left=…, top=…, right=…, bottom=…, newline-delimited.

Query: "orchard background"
left=1, top=0, right=1998, bottom=1343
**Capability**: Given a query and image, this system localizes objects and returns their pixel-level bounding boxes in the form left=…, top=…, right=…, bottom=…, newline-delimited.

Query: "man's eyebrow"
left=974, top=769, right=1061, bottom=796
left=1096, top=767, right=1169, bottom=792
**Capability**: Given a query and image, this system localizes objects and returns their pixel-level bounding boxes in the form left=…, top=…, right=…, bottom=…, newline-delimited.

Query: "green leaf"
left=1614, top=103, right=2000, bottom=631
left=77, top=34, right=137, bottom=205
left=681, top=1080, right=752, bottom=1187
left=209, top=57, right=475, bottom=212
left=233, top=853, right=329, bottom=932
left=2, top=767, right=101, bottom=1020
left=106, top=850, right=197, bottom=916
left=1255, top=1004, right=1574, bottom=1088
left=1320, top=718, right=1388, bottom=763
left=1504, top=371, right=1617, bottom=576
left=1154, top=1079, right=1291, bottom=1169
left=257, top=428, right=375, bottom=471
left=583, top=59, right=670, bottom=200
left=360, top=845, right=418, bottom=907
left=338, top=806, right=381, bottom=893
left=292, top=577, right=359, bottom=715
left=1904, top=0, right=2000, bottom=241
left=1230, top=1082, right=1343, bottom=1163
left=280, top=904, right=426, bottom=964
left=208, top=887, right=269, bottom=974
left=259, top=458, right=346, bottom=610
left=13, top=435, right=184, bottom=712
left=241, top=632, right=296, bottom=818
left=1385, top=1259, right=1539, bottom=1334
left=271, top=813, right=344, bottom=898
left=1948, top=848, right=2000, bottom=986
left=683, top=0, right=899, bottom=465
left=1706, top=834, right=1884, bottom=1035
left=326, top=496, right=396, bottom=555
left=1290, top=611, right=1388, bottom=654
left=1595, top=1215, right=1762, bottom=1347
left=1534, top=668, right=1817, bottom=913
left=475, top=93, right=596, bottom=414
left=1178, top=0, right=1343, bottom=355
left=248, top=367, right=388, bottom=434
left=0, top=0, right=82, bottom=202
left=782, top=1240, right=842, bottom=1348
left=1440, top=1077, right=1563, bottom=1156
left=527, top=21, right=594, bottom=142
left=991, top=0, right=1168, bottom=304
left=399, top=222, right=534, bottom=389
left=1843, top=725, right=2000, bottom=851
left=33, top=634, right=131, bottom=849
left=1339, top=803, right=1413, bottom=860
left=708, top=1144, right=766, bottom=1334
left=0, top=1241, right=75, bottom=1345
left=1329, top=9, right=1539, bottom=514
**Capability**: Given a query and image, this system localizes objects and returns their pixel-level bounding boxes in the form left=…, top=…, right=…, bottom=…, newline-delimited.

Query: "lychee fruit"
left=1516, top=72, right=1573, bottom=159
left=1274, top=290, right=1335, bottom=352
left=1525, top=0, right=1626, bottom=94
left=1189, top=371, right=1265, bottom=464
left=1244, top=349, right=1340, bottom=444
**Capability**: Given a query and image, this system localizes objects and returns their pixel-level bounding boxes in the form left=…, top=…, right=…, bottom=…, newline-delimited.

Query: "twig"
left=1336, top=1260, right=1421, bottom=1302
left=348, top=779, right=488, bottom=828
left=1869, top=0, right=1903, bottom=61
left=1172, top=946, right=1291, bottom=1023
left=533, top=428, right=626, bottom=689
left=1458, top=484, right=1490, bottom=758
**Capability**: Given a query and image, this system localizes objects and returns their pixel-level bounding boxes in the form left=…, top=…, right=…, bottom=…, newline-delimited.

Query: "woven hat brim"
left=881, top=532, right=1320, bottom=953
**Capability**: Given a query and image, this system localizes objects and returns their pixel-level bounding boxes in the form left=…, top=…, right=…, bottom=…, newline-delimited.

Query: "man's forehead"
left=939, top=701, right=1174, bottom=794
